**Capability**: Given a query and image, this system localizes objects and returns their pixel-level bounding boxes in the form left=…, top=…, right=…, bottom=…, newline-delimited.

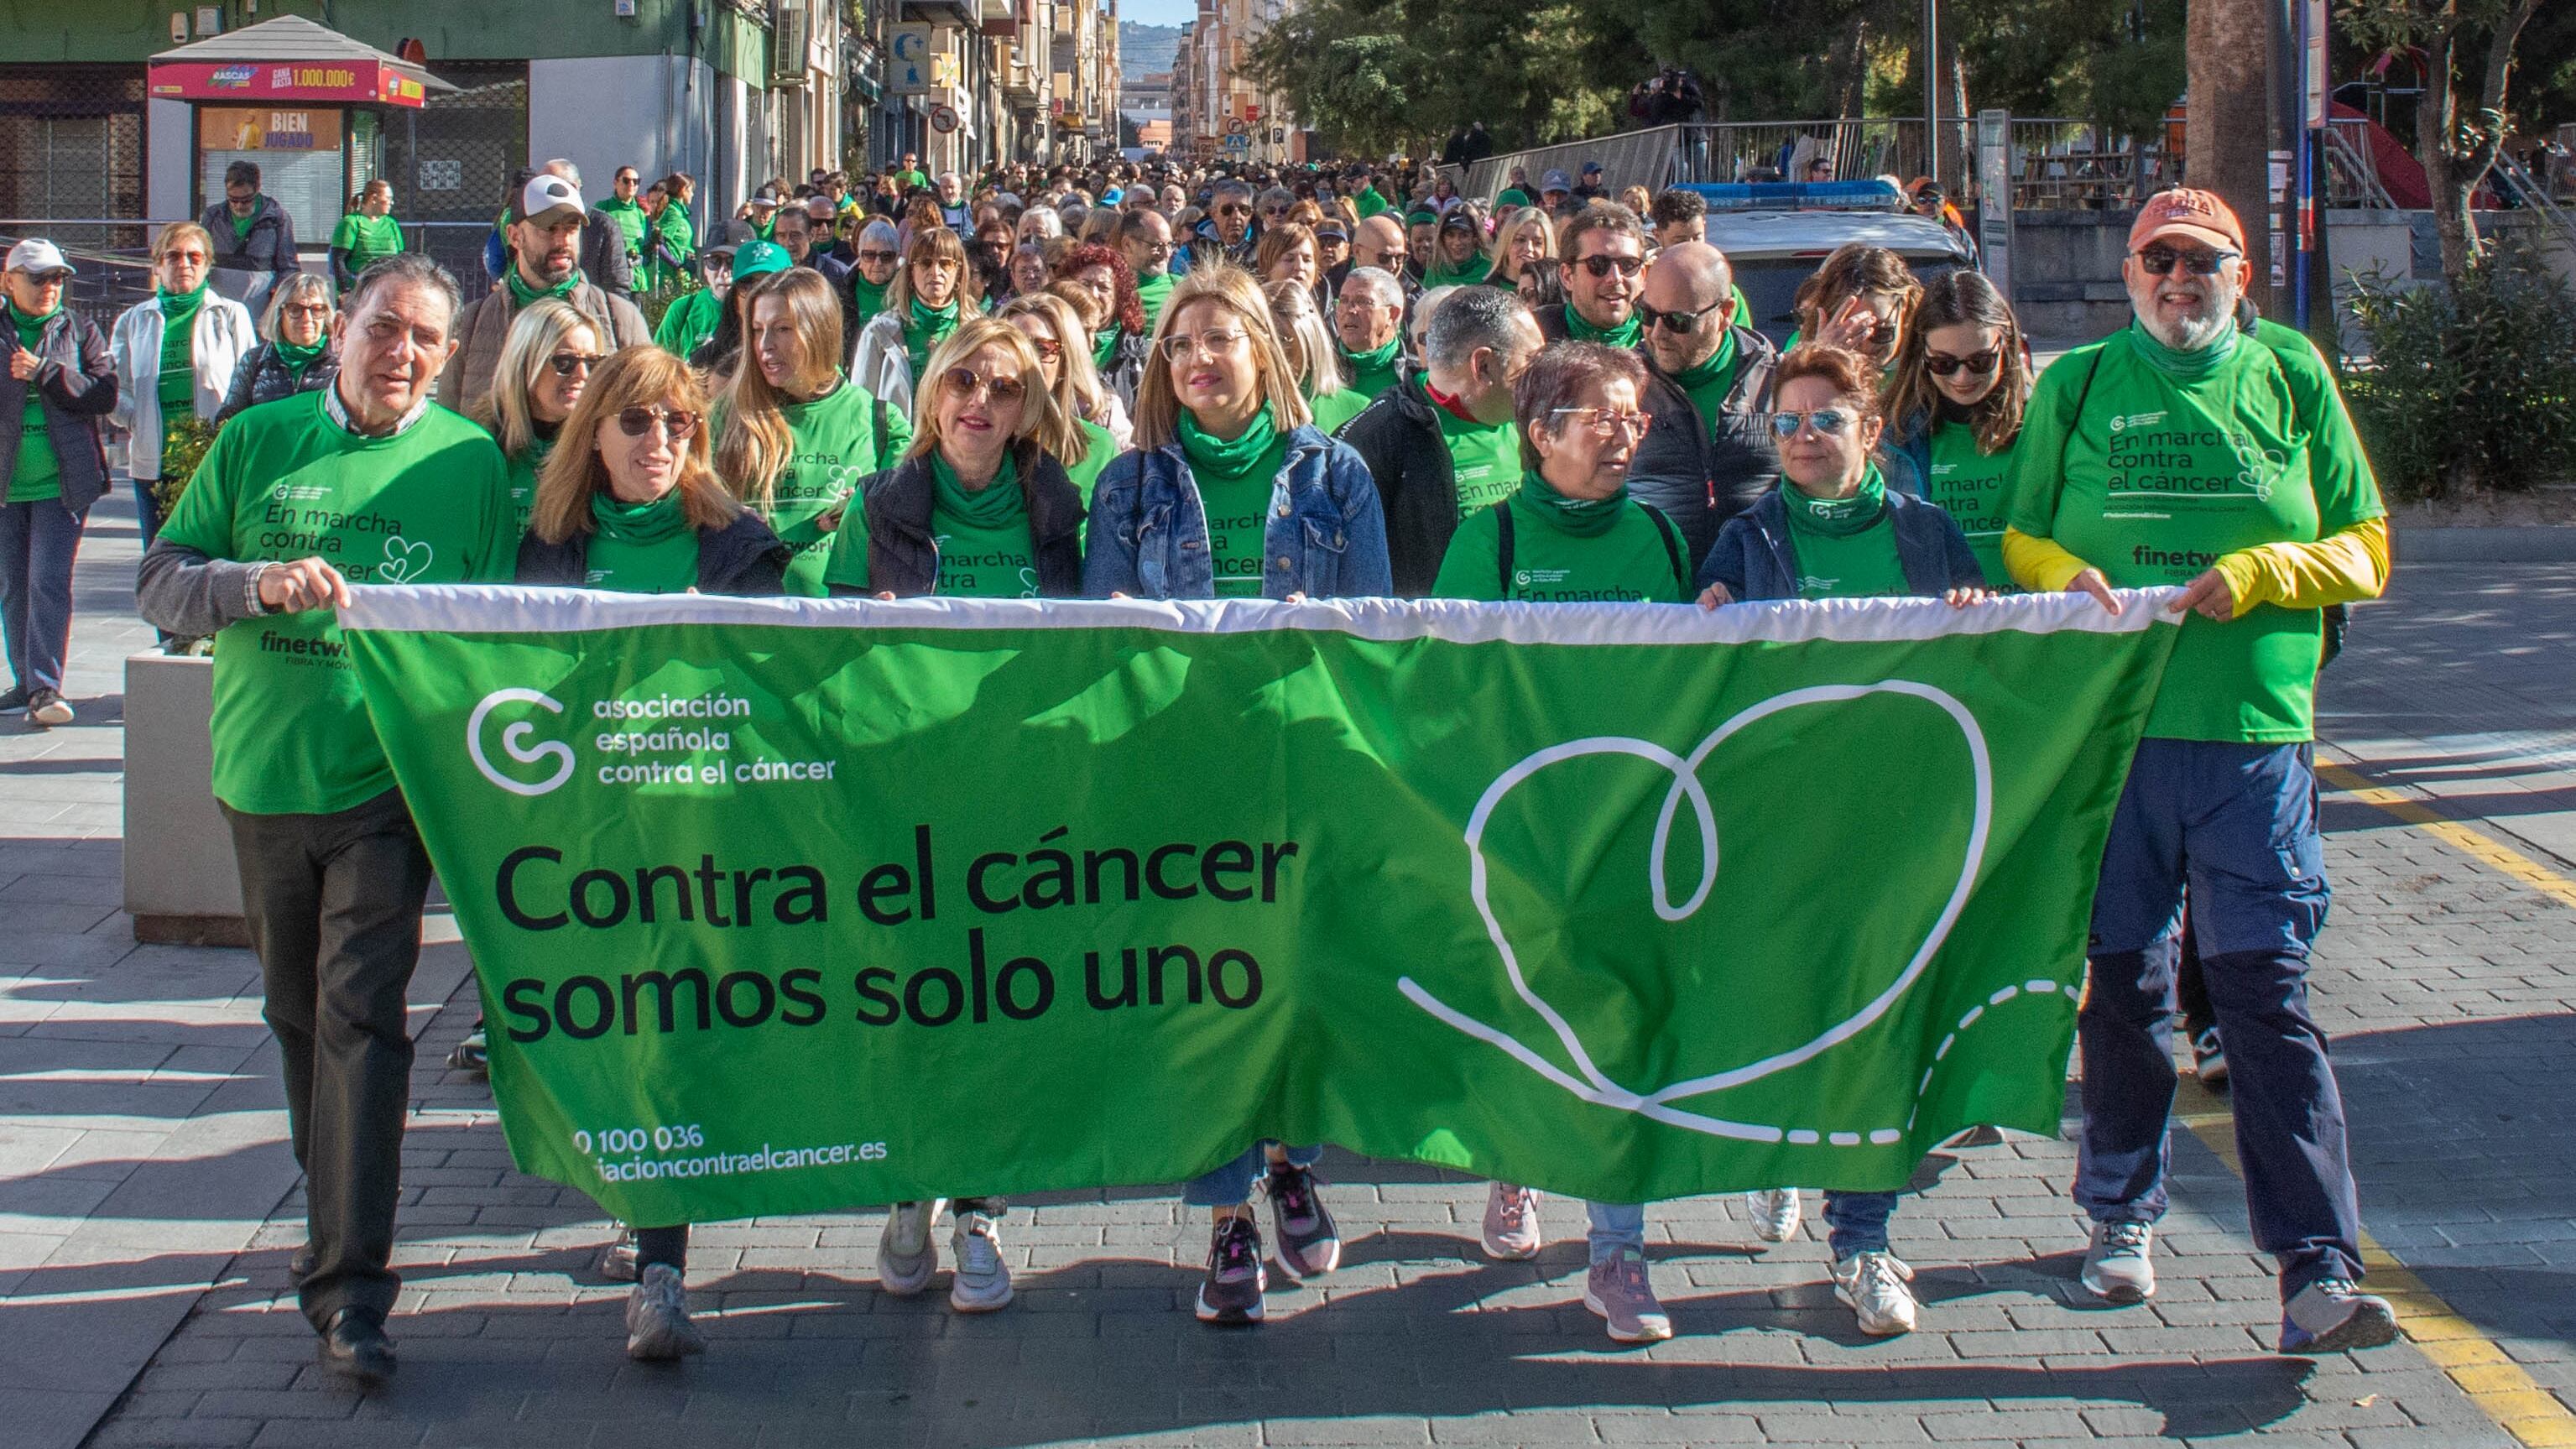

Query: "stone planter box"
left=122, top=650, right=248, bottom=946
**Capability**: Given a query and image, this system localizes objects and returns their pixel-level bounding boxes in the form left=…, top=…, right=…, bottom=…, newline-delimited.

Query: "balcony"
left=1005, top=59, right=1044, bottom=107
left=899, top=0, right=976, bottom=21
left=976, top=0, right=1015, bottom=38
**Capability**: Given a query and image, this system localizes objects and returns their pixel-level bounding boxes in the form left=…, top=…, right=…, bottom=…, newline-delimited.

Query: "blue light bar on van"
left=1680, top=180, right=1909, bottom=211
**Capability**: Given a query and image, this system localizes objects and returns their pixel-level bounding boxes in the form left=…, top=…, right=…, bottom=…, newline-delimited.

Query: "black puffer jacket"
left=1338, top=364, right=1463, bottom=598
left=215, top=341, right=341, bottom=426
left=0, top=307, right=117, bottom=513
left=840, top=442, right=1086, bottom=598
left=1628, top=325, right=1783, bottom=566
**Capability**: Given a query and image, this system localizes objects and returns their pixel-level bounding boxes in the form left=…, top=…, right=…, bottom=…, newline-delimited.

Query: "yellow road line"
left=2162, top=760, right=2576, bottom=1445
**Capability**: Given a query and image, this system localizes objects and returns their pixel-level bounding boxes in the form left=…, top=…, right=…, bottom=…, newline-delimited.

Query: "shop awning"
left=149, top=14, right=456, bottom=108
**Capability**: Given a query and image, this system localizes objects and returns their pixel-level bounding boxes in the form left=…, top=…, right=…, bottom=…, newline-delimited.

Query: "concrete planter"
left=122, top=651, right=248, bottom=947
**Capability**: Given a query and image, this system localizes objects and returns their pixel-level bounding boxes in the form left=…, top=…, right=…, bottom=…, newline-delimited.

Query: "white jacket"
left=848, top=309, right=916, bottom=421
left=110, top=293, right=256, bottom=479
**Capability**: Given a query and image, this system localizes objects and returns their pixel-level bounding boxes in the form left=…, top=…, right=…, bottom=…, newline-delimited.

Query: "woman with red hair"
left=1058, top=241, right=1150, bottom=410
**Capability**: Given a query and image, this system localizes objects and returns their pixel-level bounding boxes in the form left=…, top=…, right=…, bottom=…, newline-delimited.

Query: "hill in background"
left=1120, top=22, right=1182, bottom=81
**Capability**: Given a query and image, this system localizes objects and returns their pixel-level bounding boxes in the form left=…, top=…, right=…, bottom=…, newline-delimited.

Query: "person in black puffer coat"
left=216, top=274, right=341, bottom=425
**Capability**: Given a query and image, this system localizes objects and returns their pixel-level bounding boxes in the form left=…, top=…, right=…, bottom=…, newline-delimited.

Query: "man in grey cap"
left=1541, top=169, right=1577, bottom=216
left=442, top=173, right=649, bottom=415
left=538, top=159, right=637, bottom=302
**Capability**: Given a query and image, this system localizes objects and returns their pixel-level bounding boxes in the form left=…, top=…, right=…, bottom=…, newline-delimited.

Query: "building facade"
left=863, top=0, right=1119, bottom=176
left=1175, top=0, right=1291, bottom=166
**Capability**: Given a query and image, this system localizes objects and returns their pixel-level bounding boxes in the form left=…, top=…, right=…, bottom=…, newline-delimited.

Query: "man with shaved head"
left=1625, top=241, right=1781, bottom=563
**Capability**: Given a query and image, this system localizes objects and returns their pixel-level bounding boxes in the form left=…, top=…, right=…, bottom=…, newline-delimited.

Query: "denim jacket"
left=1082, top=421, right=1393, bottom=600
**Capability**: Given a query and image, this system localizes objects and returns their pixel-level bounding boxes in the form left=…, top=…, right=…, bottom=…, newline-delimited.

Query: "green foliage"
left=1948, top=0, right=2184, bottom=138
left=152, top=416, right=218, bottom=524
left=2341, top=237, right=2576, bottom=498
left=637, top=270, right=701, bottom=334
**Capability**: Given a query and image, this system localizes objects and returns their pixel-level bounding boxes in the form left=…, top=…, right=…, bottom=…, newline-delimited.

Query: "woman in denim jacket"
left=1079, top=264, right=1388, bottom=1325
left=1082, top=264, right=1390, bottom=605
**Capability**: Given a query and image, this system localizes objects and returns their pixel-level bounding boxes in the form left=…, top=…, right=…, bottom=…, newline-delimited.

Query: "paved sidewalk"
left=8, top=509, right=2573, bottom=1447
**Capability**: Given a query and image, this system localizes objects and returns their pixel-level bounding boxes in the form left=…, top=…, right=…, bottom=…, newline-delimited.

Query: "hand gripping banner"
left=340, top=587, right=2181, bottom=1226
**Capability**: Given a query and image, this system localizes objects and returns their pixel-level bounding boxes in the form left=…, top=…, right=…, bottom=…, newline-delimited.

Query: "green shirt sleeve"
left=821, top=500, right=872, bottom=592
left=2259, top=325, right=2385, bottom=534
left=2002, top=348, right=2091, bottom=541
left=331, top=214, right=361, bottom=248
left=1428, top=507, right=1504, bottom=601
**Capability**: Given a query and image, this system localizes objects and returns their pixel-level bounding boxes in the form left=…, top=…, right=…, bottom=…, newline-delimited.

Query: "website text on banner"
left=339, top=587, right=2182, bottom=1227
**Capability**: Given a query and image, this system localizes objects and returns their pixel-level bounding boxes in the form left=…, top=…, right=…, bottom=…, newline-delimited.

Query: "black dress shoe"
left=317, top=1307, right=396, bottom=1387
left=288, top=1248, right=316, bottom=1285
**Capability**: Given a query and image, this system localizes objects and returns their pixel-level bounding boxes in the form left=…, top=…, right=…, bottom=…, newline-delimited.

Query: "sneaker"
left=1480, top=1181, right=1543, bottom=1261
left=26, top=688, right=71, bottom=727
left=1583, top=1248, right=1673, bottom=1343
left=0, top=685, right=28, bottom=715
left=444, top=1027, right=488, bottom=1076
left=2193, top=1025, right=2229, bottom=1087
left=596, top=1227, right=639, bottom=1283
left=1833, top=1250, right=1920, bottom=1336
left=1195, top=1215, right=1267, bottom=1324
left=2280, top=1279, right=2399, bottom=1354
left=1745, top=1187, right=1802, bottom=1243
left=624, top=1262, right=707, bottom=1360
left=2081, top=1220, right=2156, bottom=1304
left=1263, top=1161, right=1340, bottom=1280
left=876, top=1199, right=943, bottom=1295
left=947, top=1207, right=1014, bottom=1312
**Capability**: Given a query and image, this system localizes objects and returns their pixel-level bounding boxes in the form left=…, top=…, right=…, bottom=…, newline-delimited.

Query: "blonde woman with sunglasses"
left=998, top=292, right=1129, bottom=507
left=715, top=268, right=910, bottom=595
left=472, top=299, right=599, bottom=535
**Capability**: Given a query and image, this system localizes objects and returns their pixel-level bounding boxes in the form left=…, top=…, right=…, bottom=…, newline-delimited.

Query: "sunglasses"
left=1767, top=409, right=1856, bottom=439
left=616, top=405, right=700, bottom=440
left=2134, top=244, right=2237, bottom=277
left=942, top=367, right=1027, bottom=403
left=548, top=352, right=604, bottom=378
left=1215, top=205, right=1251, bottom=218
left=858, top=248, right=900, bottom=264
left=1638, top=300, right=1724, bottom=332
left=1569, top=253, right=1644, bottom=279
left=1924, top=349, right=2002, bottom=378
left=1024, top=336, right=1064, bottom=362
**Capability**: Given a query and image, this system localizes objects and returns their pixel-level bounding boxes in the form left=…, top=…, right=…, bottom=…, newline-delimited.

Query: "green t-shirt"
left=1342, top=340, right=1401, bottom=405
left=329, top=212, right=404, bottom=273
left=157, top=390, right=516, bottom=815
left=1778, top=470, right=1911, bottom=601
left=7, top=305, right=62, bottom=504
left=1353, top=187, right=1390, bottom=219
left=1922, top=420, right=2014, bottom=590
left=1066, top=416, right=1117, bottom=513
left=157, top=284, right=206, bottom=409
left=903, top=300, right=962, bottom=380
left=1431, top=474, right=1688, bottom=603
left=597, top=195, right=649, bottom=260
left=1134, top=271, right=1177, bottom=337
left=500, top=432, right=554, bottom=539
left=2005, top=321, right=2384, bottom=742
left=1563, top=302, right=1641, bottom=349
left=931, top=453, right=1040, bottom=597
left=1178, top=413, right=1286, bottom=597
left=653, top=287, right=724, bottom=362
left=1427, top=385, right=1520, bottom=519
left=585, top=488, right=699, bottom=594
left=851, top=273, right=891, bottom=325
left=1306, top=387, right=1373, bottom=436
left=893, top=168, right=931, bottom=195
left=740, top=376, right=906, bottom=597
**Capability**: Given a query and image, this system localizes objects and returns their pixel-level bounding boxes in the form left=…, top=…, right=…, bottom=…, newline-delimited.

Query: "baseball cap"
left=1580, top=161, right=1603, bottom=176
left=749, top=187, right=781, bottom=208
left=2129, top=188, right=2245, bottom=255
left=1541, top=169, right=1572, bottom=193
left=731, top=239, right=791, bottom=282
left=514, top=174, right=587, bottom=227
left=4, top=238, right=75, bottom=278
left=1314, top=222, right=1348, bottom=242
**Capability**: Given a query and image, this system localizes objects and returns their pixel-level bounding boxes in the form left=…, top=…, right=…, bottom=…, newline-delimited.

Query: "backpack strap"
left=1640, top=503, right=1688, bottom=599
left=871, top=394, right=892, bottom=465
left=2057, top=347, right=2105, bottom=479
left=1494, top=499, right=1515, bottom=598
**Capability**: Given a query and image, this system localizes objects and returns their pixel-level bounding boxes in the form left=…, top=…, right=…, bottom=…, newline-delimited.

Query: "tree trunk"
left=2188, top=0, right=2277, bottom=312
left=2417, top=0, right=2542, bottom=286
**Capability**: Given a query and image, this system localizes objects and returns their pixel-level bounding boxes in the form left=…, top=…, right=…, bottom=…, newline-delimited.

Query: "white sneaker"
left=1745, top=1187, right=1802, bottom=1243
left=947, top=1207, right=1014, bottom=1312
left=1480, top=1182, right=1543, bottom=1260
left=2080, top=1220, right=2156, bottom=1305
left=624, top=1263, right=707, bottom=1360
left=876, top=1199, right=944, bottom=1295
left=1833, top=1250, right=1919, bottom=1336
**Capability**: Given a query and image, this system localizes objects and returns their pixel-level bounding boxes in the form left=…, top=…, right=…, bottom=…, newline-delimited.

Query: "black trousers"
left=222, top=788, right=434, bottom=1332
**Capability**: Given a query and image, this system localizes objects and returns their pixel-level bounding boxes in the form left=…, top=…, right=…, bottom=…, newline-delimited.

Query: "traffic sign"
left=1223, top=133, right=1252, bottom=152
left=889, top=23, right=932, bottom=95
left=1225, top=118, right=1247, bottom=136
left=931, top=104, right=961, bottom=135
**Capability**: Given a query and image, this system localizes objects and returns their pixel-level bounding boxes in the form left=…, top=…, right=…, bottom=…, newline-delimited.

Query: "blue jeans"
left=0, top=498, right=86, bottom=694
left=1583, top=1200, right=1644, bottom=1262
left=1823, top=1190, right=1899, bottom=1259
left=1181, top=1143, right=1322, bottom=1207
left=2075, top=738, right=2363, bottom=1295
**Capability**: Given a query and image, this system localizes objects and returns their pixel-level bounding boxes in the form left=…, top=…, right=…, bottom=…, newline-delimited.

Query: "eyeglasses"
left=1215, top=204, right=1251, bottom=218
left=279, top=303, right=333, bottom=320
left=616, top=405, right=700, bottom=440
left=1160, top=328, right=1249, bottom=362
left=2133, top=244, right=2237, bottom=277
left=942, top=367, right=1028, bottom=403
left=548, top=352, right=604, bottom=378
left=1638, top=300, right=1724, bottom=332
left=1550, top=407, right=1651, bottom=440
left=1130, top=239, right=1173, bottom=256
left=1924, top=349, right=2001, bottom=378
left=1767, top=409, right=1857, bottom=439
left=1569, top=253, right=1645, bottom=279
left=858, top=248, right=900, bottom=264
left=1024, top=336, right=1064, bottom=362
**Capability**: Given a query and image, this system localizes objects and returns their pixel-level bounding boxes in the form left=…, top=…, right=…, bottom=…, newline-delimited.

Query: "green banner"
left=340, top=588, right=2180, bottom=1226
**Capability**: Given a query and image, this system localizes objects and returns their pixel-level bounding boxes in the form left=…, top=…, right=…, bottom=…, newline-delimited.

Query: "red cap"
left=2128, top=188, right=2245, bottom=255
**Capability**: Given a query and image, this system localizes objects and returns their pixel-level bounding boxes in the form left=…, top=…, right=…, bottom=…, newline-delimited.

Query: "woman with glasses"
left=1265, top=278, right=1366, bottom=436
left=216, top=274, right=340, bottom=426
left=473, top=300, right=598, bottom=535
left=0, top=238, right=116, bottom=730
left=1083, top=266, right=1389, bottom=1327
left=971, top=217, right=1017, bottom=301
left=1421, top=203, right=1494, bottom=289
left=717, top=268, right=908, bottom=596
left=1786, top=243, right=1922, bottom=376
left=1881, top=271, right=2031, bottom=588
left=999, top=292, right=1129, bottom=506
left=852, top=227, right=978, bottom=418
left=1005, top=242, right=1054, bottom=308
left=1059, top=242, right=1150, bottom=412
left=653, top=243, right=736, bottom=362
left=327, top=180, right=403, bottom=297
left=687, top=240, right=793, bottom=381
left=847, top=218, right=905, bottom=326
left=109, top=222, right=256, bottom=550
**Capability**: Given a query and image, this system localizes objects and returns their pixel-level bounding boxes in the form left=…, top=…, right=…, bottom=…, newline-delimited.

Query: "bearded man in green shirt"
left=1536, top=203, right=1645, bottom=348
left=136, top=254, right=518, bottom=1389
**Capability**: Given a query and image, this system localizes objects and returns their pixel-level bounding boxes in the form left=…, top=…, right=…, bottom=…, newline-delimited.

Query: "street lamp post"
left=1924, top=0, right=1939, bottom=189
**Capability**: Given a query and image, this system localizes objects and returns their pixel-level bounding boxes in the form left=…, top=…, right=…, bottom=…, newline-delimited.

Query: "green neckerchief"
left=506, top=265, right=583, bottom=310
left=931, top=449, right=1024, bottom=524
left=2126, top=316, right=2240, bottom=379
left=1341, top=336, right=1399, bottom=377
left=905, top=294, right=962, bottom=373
left=1563, top=302, right=1641, bottom=349
left=274, top=336, right=328, bottom=378
left=592, top=487, right=690, bottom=545
left=230, top=202, right=260, bottom=242
left=1176, top=408, right=1280, bottom=482
left=1092, top=326, right=1119, bottom=371
left=1423, top=253, right=1491, bottom=289
left=158, top=279, right=209, bottom=327
left=1671, top=326, right=1740, bottom=394
left=851, top=272, right=890, bottom=322
left=1781, top=464, right=1888, bottom=538
left=8, top=300, right=57, bottom=347
left=1517, top=470, right=1628, bottom=538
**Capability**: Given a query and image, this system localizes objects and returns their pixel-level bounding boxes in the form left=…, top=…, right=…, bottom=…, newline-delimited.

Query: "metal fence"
left=1457, top=125, right=1687, bottom=209
left=0, top=220, right=499, bottom=338
left=0, top=65, right=149, bottom=253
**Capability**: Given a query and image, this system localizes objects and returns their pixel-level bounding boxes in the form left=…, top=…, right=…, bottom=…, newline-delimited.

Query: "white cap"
left=5, top=238, right=75, bottom=278
left=516, top=174, right=587, bottom=227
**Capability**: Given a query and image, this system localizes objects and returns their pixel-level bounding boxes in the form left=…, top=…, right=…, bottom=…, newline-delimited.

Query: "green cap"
left=731, top=240, right=791, bottom=282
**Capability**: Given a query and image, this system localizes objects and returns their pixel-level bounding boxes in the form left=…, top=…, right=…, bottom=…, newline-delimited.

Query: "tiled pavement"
left=7, top=495, right=2572, bottom=1447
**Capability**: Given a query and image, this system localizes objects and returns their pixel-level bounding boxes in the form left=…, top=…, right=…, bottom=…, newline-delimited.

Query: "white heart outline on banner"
left=1396, top=680, right=1993, bottom=1143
